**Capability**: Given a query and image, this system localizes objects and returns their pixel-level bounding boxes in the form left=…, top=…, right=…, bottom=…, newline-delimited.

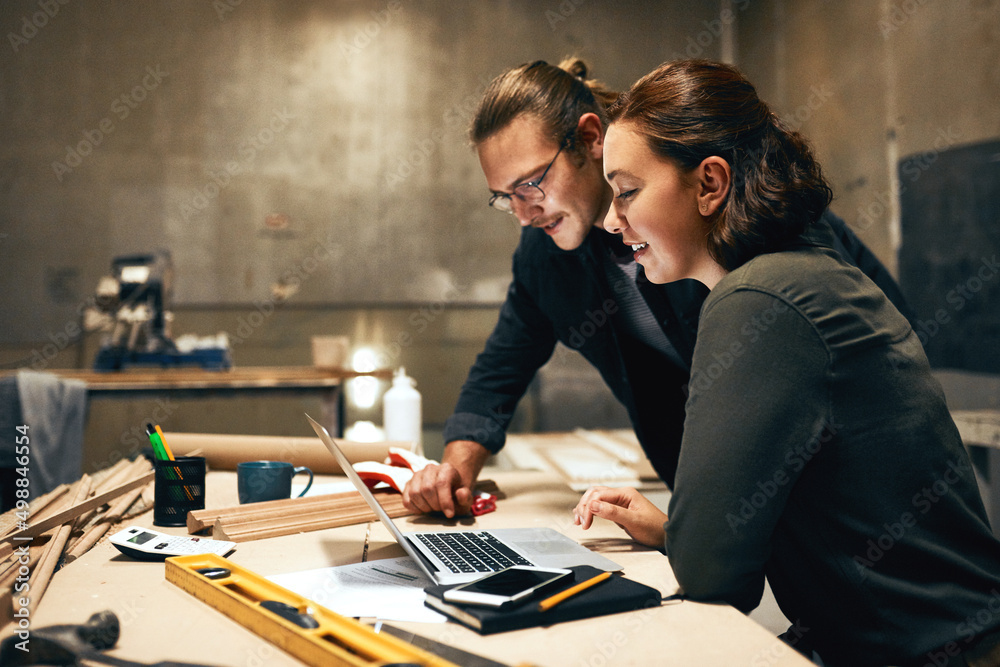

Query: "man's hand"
left=572, top=485, right=667, bottom=548
left=402, top=440, right=490, bottom=518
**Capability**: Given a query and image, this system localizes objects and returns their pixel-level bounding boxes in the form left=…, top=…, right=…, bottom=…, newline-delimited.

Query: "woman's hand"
left=573, top=485, right=668, bottom=548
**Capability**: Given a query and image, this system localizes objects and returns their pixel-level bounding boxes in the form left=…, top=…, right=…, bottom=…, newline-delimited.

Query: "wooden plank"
left=0, top=484, right=69, bottom=538
left=0, top=472, right=154, bottom=544
left=27, top=476, right=92, bottom=613
left=0, top=367, right=392, bottom=391
left=89, top=458, right=135, bottom=494
left=213, top=504, right=410, bottom=542
left=208, top=492, right=413, bottom=543
left=190, top=480, right=501, bottom=538
left=64, top=459, right=154, bottom=564
left=187, top=491, right=376, bottom=533
left=211, top=498, right=382, bottom=529
left=207, top=481, right=503, bottom=543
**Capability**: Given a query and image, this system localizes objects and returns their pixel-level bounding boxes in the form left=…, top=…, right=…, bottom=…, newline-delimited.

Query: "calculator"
left=109, top=526, right=236, bottom=561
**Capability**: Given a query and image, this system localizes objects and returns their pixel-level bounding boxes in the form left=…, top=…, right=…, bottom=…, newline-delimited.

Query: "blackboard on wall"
left=898, top=139, right=1000, bottom=373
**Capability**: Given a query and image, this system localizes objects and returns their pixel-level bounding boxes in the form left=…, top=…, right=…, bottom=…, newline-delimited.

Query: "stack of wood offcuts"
left=0, top=457, right=155, bottom=631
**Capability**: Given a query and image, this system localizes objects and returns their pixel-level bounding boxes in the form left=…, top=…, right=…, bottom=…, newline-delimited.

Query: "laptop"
left=306, top=414, right=622, bottom=585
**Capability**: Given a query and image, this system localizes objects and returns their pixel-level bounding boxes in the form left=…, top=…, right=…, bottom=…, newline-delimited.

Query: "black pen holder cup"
left=153, top=456, right=206, bottom=527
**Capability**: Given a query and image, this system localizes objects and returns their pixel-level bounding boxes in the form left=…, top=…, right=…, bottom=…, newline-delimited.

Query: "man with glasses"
left=403, top=59, right=912, bottom=518
left=487, top=137, right=565, bottom=214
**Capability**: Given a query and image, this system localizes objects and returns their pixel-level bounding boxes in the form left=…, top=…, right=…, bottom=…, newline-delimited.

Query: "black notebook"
left=423, top=565, right=661, bottom=634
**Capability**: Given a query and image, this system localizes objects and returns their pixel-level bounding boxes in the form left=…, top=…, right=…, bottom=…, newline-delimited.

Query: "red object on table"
left=471, top=491, right=497, bottom=516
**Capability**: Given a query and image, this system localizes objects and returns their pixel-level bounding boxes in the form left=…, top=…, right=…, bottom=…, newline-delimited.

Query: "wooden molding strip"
left=201, top=480, right=501, bottom=544
left=213, top=494, right=412, bottom=543
left=190, top=490, right=412, bottom=543
left=186, top=491, right=372, bottom=533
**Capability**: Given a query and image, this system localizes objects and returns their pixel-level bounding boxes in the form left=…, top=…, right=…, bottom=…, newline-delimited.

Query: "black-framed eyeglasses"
left=488, top=139, right=567, bottom=214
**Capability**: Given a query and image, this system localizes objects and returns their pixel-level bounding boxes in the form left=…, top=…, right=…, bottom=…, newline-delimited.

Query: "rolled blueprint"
left=162, top=432, right=416, bottom=473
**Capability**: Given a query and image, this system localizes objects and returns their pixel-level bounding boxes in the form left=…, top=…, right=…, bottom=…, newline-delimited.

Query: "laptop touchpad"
left=488, top=528, right=623, bottom=571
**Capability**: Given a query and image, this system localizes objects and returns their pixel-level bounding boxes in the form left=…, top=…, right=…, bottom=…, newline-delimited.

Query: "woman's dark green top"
left=664, top=222, right=1000, bottom=666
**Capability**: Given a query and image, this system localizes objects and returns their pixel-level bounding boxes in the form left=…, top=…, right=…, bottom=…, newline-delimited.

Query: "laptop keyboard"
left=412, top=532, right=532, bottom=574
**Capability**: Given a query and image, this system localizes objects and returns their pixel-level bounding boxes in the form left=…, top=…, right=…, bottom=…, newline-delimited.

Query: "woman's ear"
left=697, top=156, right=731, bottom=216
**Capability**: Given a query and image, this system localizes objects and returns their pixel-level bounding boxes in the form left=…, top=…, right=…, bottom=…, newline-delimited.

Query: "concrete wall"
left=737, top=0, right=1000, bottom=409
left=0, top=0, right=717, bottom=333
left=739, top=0, right=1000, bottom=273
left=3, top=1, right=998, bottom=473
left=0, top=1, right=722, bottom=471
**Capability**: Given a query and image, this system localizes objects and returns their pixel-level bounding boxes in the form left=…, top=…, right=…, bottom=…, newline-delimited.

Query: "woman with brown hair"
left=405, top=57, right=912, bottom=527
left=575, top=59, right=1000, bottom=666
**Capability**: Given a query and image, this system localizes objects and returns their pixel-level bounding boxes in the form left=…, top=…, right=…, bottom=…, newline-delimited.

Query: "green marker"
left=146, top=423, right=168, bottom=460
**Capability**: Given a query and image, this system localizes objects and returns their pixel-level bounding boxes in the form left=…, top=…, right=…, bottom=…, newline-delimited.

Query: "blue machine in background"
left=90, top=250, right=231, bottom=371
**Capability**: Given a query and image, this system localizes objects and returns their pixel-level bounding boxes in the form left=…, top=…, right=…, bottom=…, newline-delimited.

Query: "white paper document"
left=267, top=556, right=447, bottom=623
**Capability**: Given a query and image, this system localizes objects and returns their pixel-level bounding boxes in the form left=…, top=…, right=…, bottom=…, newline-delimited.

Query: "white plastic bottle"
left=383, top=367, right=422, bottom=453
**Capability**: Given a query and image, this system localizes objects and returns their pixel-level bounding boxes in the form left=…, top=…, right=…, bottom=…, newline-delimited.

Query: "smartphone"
left=442, top=566, right=572, bottom=609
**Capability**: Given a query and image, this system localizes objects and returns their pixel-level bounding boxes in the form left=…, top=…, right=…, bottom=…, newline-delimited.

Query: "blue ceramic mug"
left=237, top=461, right=313, bottom=504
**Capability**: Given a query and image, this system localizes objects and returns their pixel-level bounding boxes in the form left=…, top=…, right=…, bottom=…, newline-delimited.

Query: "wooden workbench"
left=11, top=469, right=811, bottom=666
left=2, top=366, right=391, bottom=437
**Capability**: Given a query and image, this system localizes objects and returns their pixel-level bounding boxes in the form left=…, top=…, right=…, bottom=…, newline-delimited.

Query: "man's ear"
left=697, top=156, right=731, bottom=217
left=576, top=112, right=605, bottom=160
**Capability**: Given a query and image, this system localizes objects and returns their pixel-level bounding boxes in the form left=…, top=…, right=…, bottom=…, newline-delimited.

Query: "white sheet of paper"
left=267, top=556, right=447, bottom=623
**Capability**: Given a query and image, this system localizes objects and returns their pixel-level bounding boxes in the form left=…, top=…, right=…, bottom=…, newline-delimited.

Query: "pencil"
left=537, top=571, right=612, bottom=612
left=154, top=425, right=175, bottom=460
left=154, top=424, right=193, bottom=501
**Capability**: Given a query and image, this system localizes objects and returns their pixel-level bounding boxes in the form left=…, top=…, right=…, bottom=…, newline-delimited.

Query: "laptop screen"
left=305, top=414, right=439, bottom=580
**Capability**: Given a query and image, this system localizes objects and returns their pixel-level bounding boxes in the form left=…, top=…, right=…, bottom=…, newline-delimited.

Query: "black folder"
left=423, top=565, right=662, bottom=634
